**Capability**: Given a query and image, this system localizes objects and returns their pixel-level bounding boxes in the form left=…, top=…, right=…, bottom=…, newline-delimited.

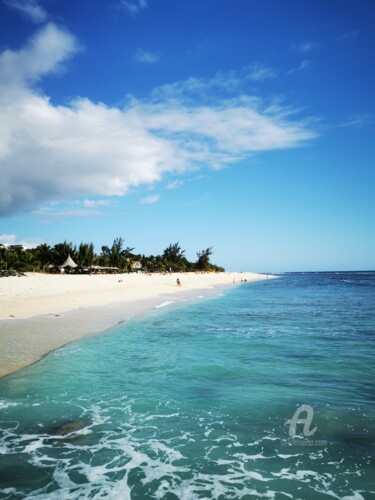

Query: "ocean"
left=0, top=272, right=374, bottom=499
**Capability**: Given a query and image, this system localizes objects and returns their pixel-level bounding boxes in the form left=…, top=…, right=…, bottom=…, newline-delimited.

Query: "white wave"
left=277, top=453, right=301, bottom=459
left=233, top=451, right=271, bottom=461
left=341, top=493, right=366, bottom=500
left=145, top=412, right=180, bottom=421
left=0, top=401, right=18, bottom=410
left=23, top=437, right=46, bottom=454
left=154, top=301, right=175, bottom=309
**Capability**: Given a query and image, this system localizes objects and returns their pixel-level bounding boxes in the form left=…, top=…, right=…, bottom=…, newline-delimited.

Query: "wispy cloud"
left=140, top=195, right=160, bottom=205
left=83, top=199, right=115, bottom=208
left=291, top=41, right=321, bottom=52
left=166, top=175, right=206, bottom=190
left=33, top=207, right=103, bottom=219
left=245, top=62, right=277, bottom=82
left=4, top=0, right=48, bottom=24
left=118, top=0, right=148, bottom=17
left=30, top=199, right=127, bottom=220
left=167, top=180, right=184, bottom=190
left=135, top=49, right=159, bottom=64
left=288, top=60, right=311, bottom=75
left=0, top=24, right=316, bottom=217
left=337, top=30, right=359, bottom=42
left=152, top=65, right=275, bottom=103
left=340, top=113, right=373, bottom=128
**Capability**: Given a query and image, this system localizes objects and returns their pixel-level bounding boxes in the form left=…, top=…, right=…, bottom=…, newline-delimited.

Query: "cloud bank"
left=0, top=23, right=316, bottom=217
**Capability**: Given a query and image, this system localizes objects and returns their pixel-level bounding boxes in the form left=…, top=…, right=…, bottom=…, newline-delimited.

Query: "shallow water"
left=1, top=272, right=374, bottom=498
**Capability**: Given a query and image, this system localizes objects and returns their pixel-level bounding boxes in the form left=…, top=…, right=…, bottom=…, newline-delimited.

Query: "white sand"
left=0, top=271, right=270, bottom=377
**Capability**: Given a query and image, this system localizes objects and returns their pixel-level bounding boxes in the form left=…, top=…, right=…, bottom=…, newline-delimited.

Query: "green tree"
left=7, top=246, right=23, bottom=271
left=77, top=242, right=95, bottom=267
left=52, top=241, right=77, bottom=265
left=13, top=249, right=39, bottom=272
left=0, top=245, right=11, bottom=270
left=34, top=243, right=52, bottom=269
left=0, top=237, right=225, bottom=275
left=196, top=247, right=213, bottom=271
left=110, top=237, right=134, bottom=270
left=163, top=242, right=185, bottom=262
left=162, top=242, right=188, bottom=271
left=100, top=245, right=111, bottom=267
left=110, top=237, right=124, bottom=268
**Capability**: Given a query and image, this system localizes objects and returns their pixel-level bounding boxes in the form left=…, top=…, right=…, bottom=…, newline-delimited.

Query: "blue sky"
left=0, top=0, right=374, bottom=272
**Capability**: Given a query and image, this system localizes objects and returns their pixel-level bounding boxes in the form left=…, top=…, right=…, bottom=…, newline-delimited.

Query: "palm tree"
left=34, top=243, right=52, bottom=269
left=100, top=245, right=111, bottom=267
left=0, top=245, right=10, bottom=270
left=0, top=237, right=225, bottom=275
left=109, top=237, right=123, bottom=268
left=110, top=237, right=134, bottom=270
left=77, top=242, right=95, bottom=268
left=16, top=249, right=39, bottom=272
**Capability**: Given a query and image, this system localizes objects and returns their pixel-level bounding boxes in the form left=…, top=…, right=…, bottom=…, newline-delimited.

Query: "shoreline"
left=0, top=272, right=272, bottom=378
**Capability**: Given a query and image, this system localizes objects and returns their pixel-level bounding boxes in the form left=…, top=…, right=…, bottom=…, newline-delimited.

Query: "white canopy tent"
left=59, top=255, right=78, bottom=269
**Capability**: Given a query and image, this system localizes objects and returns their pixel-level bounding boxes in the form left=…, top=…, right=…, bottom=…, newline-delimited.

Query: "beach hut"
left=59, top=255, right=78, bottom=270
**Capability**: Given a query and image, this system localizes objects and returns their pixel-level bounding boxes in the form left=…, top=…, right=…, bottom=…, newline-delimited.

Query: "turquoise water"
left=1, top=272, right=375, bottom=499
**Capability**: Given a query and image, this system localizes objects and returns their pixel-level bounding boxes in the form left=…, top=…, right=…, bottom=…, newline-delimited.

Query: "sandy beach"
left=0, top=271, right=269, bottom=377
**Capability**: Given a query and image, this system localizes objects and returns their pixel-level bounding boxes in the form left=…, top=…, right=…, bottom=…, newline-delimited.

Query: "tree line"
left=0, top=238, right=225, bottom=274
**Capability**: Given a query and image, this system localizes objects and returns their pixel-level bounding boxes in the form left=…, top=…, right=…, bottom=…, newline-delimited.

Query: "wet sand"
left=0, top=272, right=270, bottom=377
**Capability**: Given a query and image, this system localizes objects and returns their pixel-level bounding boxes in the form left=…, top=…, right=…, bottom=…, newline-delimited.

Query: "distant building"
left=0, top=244, right=24, bottom=251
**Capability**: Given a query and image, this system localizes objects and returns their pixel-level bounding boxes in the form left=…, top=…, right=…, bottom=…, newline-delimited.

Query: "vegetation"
left=196, top=247, right=214, bottom=271
left=0, top=238, right=225, bottom=274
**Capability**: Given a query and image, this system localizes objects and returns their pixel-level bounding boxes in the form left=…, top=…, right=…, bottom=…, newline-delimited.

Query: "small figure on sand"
left=176, top=278, right=181, bottom=286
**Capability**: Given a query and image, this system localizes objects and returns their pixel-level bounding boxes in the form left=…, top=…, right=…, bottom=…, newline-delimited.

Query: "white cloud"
left=0, top=234, right=17, bottom=246
left=245, top=62, right=276, bottom=82
left=0, top=24, right=316, bottom=217
left=4, top=0, right=48, bottom=23
left=0, top=22, right=79, bottom=86
left=288, top=60, right=311, bottom=75
left=32, top=201, right=129, bottom=220
left=167, top=180, right=184, bottom=190
left=337, top=30, right=359, bottom=42
left=152, top=65, right=276, bottom=102
left=119, top=0, right=147, bottom=17
left=83, top=199, right=115, bottom=208
left=340, top=113, right=373, bottom=128
left=135, top=49, right=159, bottom=64
left=32, top=207, right=103, bottom=218
left=291, top=41, right=321, bottom=52
left=140, top=195, right=160, bottom=205
left=0, top=233, right=46, bottom=248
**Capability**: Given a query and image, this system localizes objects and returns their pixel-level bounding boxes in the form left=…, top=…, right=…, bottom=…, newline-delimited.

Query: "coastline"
left=0, top=272, right=271, bottom=378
